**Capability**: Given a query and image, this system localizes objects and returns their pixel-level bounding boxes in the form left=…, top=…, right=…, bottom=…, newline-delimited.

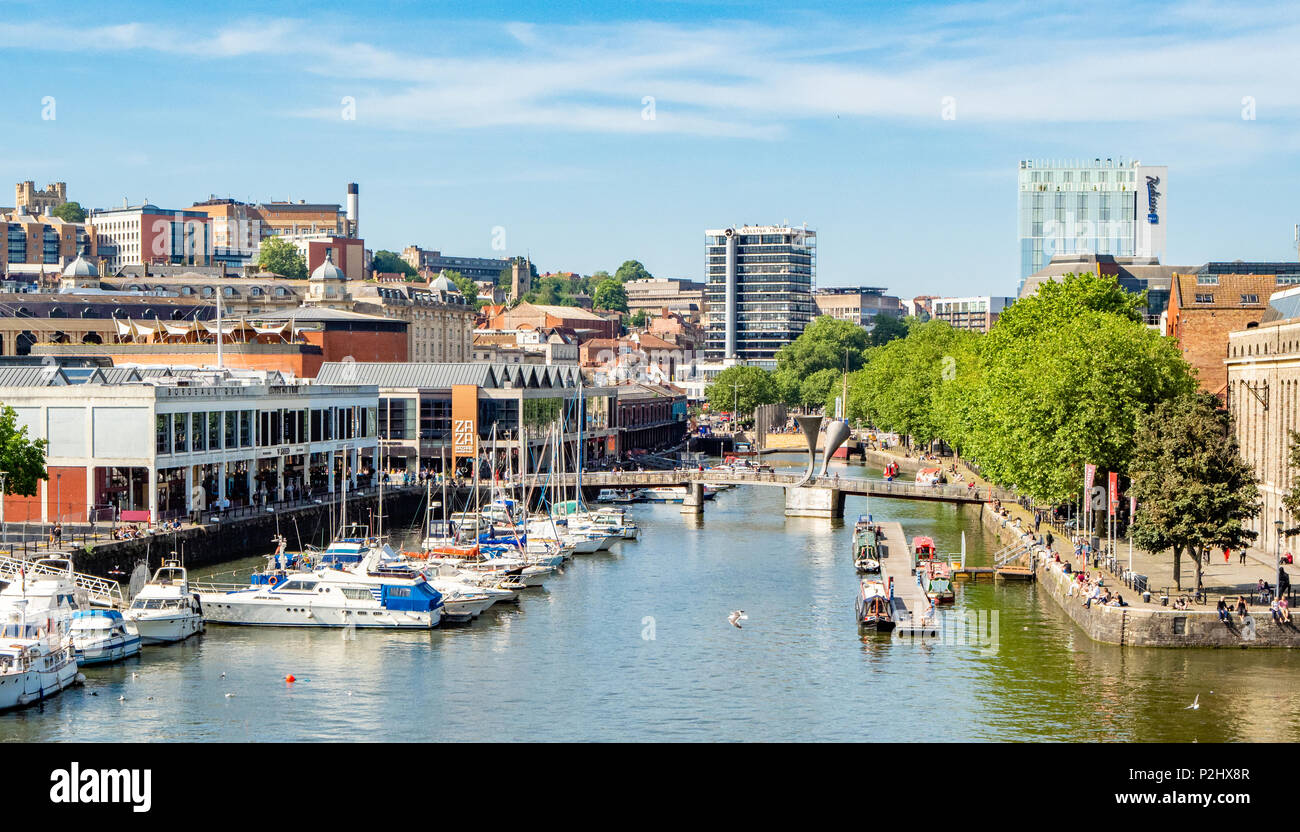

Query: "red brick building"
left=1168, top=271, right=1281, bottom=396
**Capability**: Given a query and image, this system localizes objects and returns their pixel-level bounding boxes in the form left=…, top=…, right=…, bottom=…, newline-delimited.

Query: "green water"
left=3, top=453, right=1297, bottom=741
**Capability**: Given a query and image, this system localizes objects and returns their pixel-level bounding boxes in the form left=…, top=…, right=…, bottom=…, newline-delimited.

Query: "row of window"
left=155, top=405, right=375, bottom=455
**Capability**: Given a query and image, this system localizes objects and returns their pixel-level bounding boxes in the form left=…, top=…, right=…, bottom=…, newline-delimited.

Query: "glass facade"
left=704, top=226, right=816, bottom=361
left=1017, top=159, right=1166, bottom=289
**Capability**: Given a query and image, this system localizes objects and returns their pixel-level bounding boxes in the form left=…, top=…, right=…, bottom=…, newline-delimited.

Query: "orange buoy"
left=285, top=674, right=296, bottom=683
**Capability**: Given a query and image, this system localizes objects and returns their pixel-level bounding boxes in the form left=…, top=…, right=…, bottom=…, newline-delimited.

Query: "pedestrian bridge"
left=509, top=469, right=1011, bottom=519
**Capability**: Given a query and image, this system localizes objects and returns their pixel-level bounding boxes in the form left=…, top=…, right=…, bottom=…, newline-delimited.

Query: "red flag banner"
left=1108, top=472, right=1119, bottom=516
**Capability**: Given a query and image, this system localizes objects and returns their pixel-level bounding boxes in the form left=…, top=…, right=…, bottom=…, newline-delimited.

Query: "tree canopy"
left=51, top=201, right=86, bottom=223
left=257, top=237, right=307, bottom=279
left=0, top=405, right=47, bottom=497
left=964, top=273, right=1192, bottom=502
left=592, top=279, right=629, bottom=313
left=706, top=365, right=777, bottom=417
left=868, top=313, right=910, bottom=347
left=614, top=260, right=652, bottom=284
left=372, top=250, right=416, bottom=278
left=1129, top=392, right=1260, bottom=590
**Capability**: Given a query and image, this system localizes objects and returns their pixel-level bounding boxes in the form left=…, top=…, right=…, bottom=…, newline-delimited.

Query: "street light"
left=1275, top=514, right=1284, bottom=567
left=0, top=471, right=7, bottom=549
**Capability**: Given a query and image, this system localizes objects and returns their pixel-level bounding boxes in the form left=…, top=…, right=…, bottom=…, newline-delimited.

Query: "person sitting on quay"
left=1271, top=598, right=1285, bottom=624
left=1173, top=596, right=1190, bottom=611
left=1280, top=597, right=1292, bottom=625
left=1237, top=596, right=1250, bottom=619
left=1217, top=598, right=1231, bottom=623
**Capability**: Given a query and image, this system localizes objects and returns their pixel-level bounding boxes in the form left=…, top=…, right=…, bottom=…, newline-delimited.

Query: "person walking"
left=1240, top=549, right=1248, bottom=564
left=1224, top=547, right=1231, bottom=564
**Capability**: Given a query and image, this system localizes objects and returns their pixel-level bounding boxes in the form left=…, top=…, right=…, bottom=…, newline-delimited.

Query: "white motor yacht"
left=0, top=606, right=82, bottom=711
left=122, top=559, right=205, bottom=644
left=197, top=570, right=443, bottom=629
left=69, top=609, right=142, bottom=665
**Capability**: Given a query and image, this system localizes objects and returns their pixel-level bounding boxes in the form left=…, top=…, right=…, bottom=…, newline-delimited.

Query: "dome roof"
left=61, top=255, right=98, bottom=278
left=310, top=254, right=345, bottom=282
left=431, top=270, right=460, bottom=293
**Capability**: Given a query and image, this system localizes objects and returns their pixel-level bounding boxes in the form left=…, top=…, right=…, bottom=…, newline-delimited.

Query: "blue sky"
left=2, top=0, right=1299, bottom=297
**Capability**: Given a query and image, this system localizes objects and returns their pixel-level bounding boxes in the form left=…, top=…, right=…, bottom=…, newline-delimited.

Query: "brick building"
left=1168, top=267, right=1291, bottom=395
left=1224, top=286, right=1300, bottom=560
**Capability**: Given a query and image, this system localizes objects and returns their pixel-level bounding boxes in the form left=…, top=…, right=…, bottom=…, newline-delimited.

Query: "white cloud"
left=3, top=4, right=1299, bottom=140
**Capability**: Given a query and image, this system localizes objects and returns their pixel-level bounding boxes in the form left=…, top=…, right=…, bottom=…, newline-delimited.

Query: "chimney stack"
left=346, top=183, right=359, bottom=237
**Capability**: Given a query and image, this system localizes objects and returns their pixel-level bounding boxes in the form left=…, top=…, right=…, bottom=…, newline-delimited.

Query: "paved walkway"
left=861, top=444, right=1295, bottom=604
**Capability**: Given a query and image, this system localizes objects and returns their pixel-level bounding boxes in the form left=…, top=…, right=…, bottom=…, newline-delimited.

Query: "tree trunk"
left=1193, top=547, right=1205, bottom=592
left=1172, top=545, right=1183, bottom=591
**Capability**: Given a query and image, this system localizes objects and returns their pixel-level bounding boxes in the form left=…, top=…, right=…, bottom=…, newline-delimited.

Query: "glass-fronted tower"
left=704, top=224, right=815, bottom=365
left=1017, top=158, right=1167, bottom=291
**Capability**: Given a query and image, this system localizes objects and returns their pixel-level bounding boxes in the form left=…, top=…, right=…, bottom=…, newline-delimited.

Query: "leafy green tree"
left=257, top=237, right=307, bottom=279
left=774, top=316, right=871, bottom=380
left=799, top=368, right=841, bottom=410
left=0, top=405, right=47, bottom=497
left=707, top=365, right=777, bottom=419
left=443, top=271, right=480, bottom=306
left=1129, top=392, right=1261, bottom=590
left=629, top=309, right=649, bottom=328
left=614, top=260, right=652, bottom=284
left=836, top=320, right=971, bottom=446
left=1281, top=431, right=1300, bottom=528
left=372, top=250, right=416, bottom=278
left=51, top=201, right=86, bottom=223
left=592, top=279, right=629, bottom=313
left=972, top=311, right=1193, bottom=503
left=868, top=313, right=910, bottom=347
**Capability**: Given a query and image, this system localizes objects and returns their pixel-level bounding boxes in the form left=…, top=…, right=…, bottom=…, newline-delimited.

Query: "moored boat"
left=69, top=609, right=142, bottom=665
left=122, top=558, right=205, bottom=644
left=913, top=536, right=954, bottom=605
left=0, top=606, right=82, bottom=711
left=852, top=515, right=882, bottom=574
left=855, top=579, right=895, bottom=632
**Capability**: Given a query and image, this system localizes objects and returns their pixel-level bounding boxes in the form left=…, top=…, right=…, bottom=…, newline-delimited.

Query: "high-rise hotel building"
left=1017, top=158, right=1167, bottom=291
left=704, top=224, right=815, bottom=365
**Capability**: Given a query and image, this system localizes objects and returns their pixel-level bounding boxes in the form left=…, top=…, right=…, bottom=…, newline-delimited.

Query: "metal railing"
left=0, top=552, right=123, bottom=606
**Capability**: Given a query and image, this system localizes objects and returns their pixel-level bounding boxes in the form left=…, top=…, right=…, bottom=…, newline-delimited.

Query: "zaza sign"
left=451, top=384, right=478, bottom=464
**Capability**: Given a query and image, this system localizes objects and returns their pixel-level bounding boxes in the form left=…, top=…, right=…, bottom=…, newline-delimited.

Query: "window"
left=173, top=413, right=188, bottom=453
left=1195, top=293, right=1215, bottom=304
left=1197, top=275, right=1219, bottom=285
left=156, top=414, right=171, bottom=454
left=1241, top=294, right=1259, bottom=304
left=191, top=412, right=206, bottom=452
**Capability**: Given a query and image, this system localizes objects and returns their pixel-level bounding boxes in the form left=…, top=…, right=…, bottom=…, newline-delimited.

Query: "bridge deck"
left=512, top=470, right=1000, bottom=504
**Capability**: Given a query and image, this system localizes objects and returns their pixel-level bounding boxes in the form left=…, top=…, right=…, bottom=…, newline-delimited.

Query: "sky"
left=2, top=0, right=1299, bottom=297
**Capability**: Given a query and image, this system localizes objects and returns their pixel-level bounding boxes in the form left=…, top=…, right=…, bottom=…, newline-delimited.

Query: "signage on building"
left=451, top=384, right=478, bottom=465
left=1145, top=175, right=1160, bottom=224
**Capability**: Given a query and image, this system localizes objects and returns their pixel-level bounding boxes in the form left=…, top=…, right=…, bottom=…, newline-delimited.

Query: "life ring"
left=268, top=575, right=279, bottom=586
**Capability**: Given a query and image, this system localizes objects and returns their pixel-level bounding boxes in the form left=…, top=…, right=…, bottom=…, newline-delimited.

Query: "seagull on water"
left=117, top=695, right=126, bottom=702
left=1185, top=694, right=1200, bottom=710
left=224, top=692, right=236, bottom=698
left=728, top=610, right=748, bottom=629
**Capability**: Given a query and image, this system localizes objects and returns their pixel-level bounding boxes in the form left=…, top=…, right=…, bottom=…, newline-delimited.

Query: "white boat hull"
left=125, top=612, right=204, bottom=644
left=199, top=595, right=437, bottom=629
left=74, top=633, right=143, bottom=666
left=0, top=654, right=80, bottom=711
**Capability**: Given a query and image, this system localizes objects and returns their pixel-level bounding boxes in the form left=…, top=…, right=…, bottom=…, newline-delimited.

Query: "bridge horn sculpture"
left=792, top=415, right=852, bottom=487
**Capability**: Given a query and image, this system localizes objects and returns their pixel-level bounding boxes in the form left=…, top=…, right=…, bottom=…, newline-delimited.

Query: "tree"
left=257, top=237, right=307, bottom=279
left=0, top=405, right=48, bottom=497
left=963, top=273, right=1193, bottom=503
left=1129, top=392, right=1261, bottom=590
left=443, top=270, right=479, bottom=307
left=629, top=309, right=650, bottom=328
left=372, top=250, right=416, bottom=278
left=1282, top=430, right=1300, bottom=526
left=592, top=279, right=629, bottom=313
left=614, top=260, right=652, bottom=284
left=51, top=201, right=86, bottom=223
left=706, top=365, right=777, bottom=419
left=868, top=313, right=910, bottom=347
left=774, top=316, right=871, bottom=380
left=799, top=368, right=840, bottom=410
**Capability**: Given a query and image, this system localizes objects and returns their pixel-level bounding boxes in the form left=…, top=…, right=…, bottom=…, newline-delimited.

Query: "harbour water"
left=4, top=454, right=1299, bottom=742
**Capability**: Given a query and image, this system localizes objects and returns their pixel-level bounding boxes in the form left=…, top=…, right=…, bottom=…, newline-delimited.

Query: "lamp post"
left=0, top=471, right=7, bottom=549
left=1275, top=515, right=1284, bottom=568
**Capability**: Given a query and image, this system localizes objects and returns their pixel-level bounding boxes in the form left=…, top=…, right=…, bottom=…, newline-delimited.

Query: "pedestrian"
left=1224, top=547, right=1231, bottom=564
left=1240, top=549, right=1248, bottom=565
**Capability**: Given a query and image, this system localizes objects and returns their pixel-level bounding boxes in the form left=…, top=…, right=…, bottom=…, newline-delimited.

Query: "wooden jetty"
left=874, top=521, right=942, bottom=637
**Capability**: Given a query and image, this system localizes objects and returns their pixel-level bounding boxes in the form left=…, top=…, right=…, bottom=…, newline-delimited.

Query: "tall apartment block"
left=1017, top=158, right=1167, bottom=292
left=704, top=224, right=815, bottom=365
